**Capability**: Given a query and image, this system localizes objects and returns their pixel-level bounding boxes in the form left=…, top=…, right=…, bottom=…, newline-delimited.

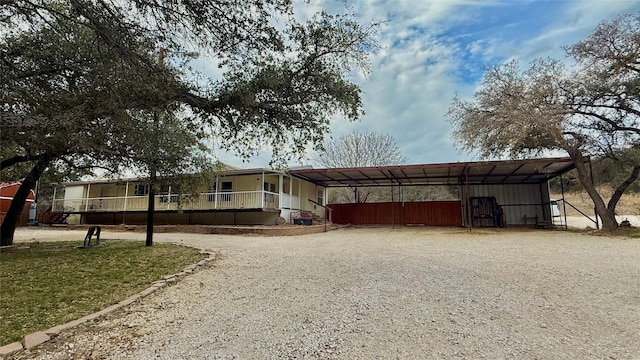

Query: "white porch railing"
left=52, top=191, right=282, bottom=213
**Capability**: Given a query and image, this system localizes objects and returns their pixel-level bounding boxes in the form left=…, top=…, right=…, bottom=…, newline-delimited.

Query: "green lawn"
left=0, top=240, right=206, bottom=344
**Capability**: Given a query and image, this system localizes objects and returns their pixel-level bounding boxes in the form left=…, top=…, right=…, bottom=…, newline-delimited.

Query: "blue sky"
left=212, top=0, right=640, bottom=168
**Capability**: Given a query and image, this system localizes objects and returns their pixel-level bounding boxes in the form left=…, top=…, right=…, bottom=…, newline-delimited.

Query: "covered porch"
left=50, top=168, right=321, bottom=225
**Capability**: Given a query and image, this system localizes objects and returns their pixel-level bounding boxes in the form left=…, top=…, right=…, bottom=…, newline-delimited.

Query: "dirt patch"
left=552, top=189, right=640, bottom=216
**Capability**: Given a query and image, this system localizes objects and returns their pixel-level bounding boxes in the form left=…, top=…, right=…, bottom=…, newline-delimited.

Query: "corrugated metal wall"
left=328, top=201, right=462, bottom=226
left=463, top=183, right=551, bottom=226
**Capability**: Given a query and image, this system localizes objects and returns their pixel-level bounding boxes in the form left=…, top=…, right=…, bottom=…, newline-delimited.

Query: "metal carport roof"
left=288, top=157, right=578, bottom=187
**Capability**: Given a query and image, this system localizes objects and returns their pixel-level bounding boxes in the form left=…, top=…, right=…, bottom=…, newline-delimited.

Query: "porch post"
left=279, top=174, right=284, bottom=209
left=52, top=185, right=57, bottom=211
left=85, top=183, right=91, bottom=212
left=215, top=175, right=219, bottom=209
left=290, top=177, right=294, bottom=208
left=123, top=181, right=129, bottom=225
left=123, top=182, right=129, bottom=211
left=167, top=186, right=171, bottom=210
left=261, top=171, right=265, bottom=208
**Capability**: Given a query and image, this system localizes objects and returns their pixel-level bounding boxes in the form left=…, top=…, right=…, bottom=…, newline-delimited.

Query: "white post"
left=52, top=185, right=57, bottom=211
left=123, top=182, right=129, bottom=211
left=215, top=175, right=219, bottom=209
left=167, top=186, right=171, bottom=210
left=261, top=171, right=265, bottom=209
left=290, top=177, right=294, bottom=208
left=278, top=174, right=284, bottom=209
left=85, top=183, right=91, bottom=212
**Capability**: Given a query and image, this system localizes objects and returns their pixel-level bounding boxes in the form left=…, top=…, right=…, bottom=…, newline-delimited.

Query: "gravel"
left=10, top=226, right=640, bottom=359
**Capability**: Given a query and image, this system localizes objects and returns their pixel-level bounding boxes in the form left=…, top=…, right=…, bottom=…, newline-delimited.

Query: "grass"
left=551, top=189, right=640, bottom=216
left=593, top=227, right=640, bottom=239
left=0, top=240, right=206, bottom=345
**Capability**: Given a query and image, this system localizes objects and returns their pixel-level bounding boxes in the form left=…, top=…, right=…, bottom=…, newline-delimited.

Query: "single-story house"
left=50, top=157, right=581, bottom=227
left=52, top=167, right=326, bottom=226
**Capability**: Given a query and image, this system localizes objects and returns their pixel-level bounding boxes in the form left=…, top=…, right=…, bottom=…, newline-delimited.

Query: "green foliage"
left=201, top=11, right=380, bottom=166
left=1, top=0, right=378, bottom=174
left=1, top=0, right=378, bottom=241
left=0, top=240, right=205, bottom=344
left=0, top=8, right=179, bottom=175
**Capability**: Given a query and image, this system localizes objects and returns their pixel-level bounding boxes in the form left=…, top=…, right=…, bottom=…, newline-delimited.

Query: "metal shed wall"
left=464, top=183, right=551, bottom=226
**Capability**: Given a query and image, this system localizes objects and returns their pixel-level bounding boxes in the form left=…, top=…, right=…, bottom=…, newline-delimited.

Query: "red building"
left=0, top=182, right=36, bottom=226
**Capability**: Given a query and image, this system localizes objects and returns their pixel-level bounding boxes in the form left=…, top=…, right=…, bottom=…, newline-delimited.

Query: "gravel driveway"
left=11, top=227, right=640, bottom=359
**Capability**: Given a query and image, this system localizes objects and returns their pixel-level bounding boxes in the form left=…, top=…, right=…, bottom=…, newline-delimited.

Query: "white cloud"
left=215, top=0, right=640, bottom=168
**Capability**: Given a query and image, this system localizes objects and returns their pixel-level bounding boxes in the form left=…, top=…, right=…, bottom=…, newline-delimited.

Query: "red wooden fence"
left=328, top=201, right=462, bottom=226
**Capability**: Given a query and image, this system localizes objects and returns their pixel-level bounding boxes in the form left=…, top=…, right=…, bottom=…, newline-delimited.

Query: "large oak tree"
left=0, top=0, right=379, bottom=244
left=448, top=14, right=640, bottom=231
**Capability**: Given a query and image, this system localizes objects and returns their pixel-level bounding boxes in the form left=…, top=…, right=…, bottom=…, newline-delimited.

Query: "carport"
left=289, top=157, right=581, bottom=228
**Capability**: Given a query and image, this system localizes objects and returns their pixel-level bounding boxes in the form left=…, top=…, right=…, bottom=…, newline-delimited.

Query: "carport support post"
left=465, top=166, right=472, bottom=228
left=560, top=174, right=568, bottom=228
left=390, top=184, right=394, bottom=229
left=399, top=184, right=404, bottom=225
left=588, top=158, right=599, bottom=230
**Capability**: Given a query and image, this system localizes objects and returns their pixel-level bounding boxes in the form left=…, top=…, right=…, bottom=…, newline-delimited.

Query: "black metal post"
left=145, top=179, right=155, bottom=246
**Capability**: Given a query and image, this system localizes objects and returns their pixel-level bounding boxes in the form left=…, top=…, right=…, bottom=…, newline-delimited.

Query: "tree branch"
left=607, top=164, right=640, bottom=211
left=0, top=155, right=33, bottom=170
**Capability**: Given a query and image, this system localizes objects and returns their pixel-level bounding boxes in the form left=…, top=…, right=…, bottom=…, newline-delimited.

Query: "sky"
left=205, top=0, right=640, bottom=169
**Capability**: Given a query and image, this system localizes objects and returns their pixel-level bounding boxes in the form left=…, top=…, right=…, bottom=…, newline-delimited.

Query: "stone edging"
left=0, top=251, right=216, bottom=359
left=62, top=224, right=337, bottom=236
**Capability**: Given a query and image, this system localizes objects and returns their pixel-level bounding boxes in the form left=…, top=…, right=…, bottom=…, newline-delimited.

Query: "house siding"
left=55, top=172, right=313, bottom=226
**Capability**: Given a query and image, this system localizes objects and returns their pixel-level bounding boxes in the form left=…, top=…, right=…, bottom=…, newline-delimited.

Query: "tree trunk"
left=607, top=165, right=640, bottom=213
left=571, top=153, right=618, bottom=231
left=145, top=176, right=155, bottom=247
left=0, top=155, right=52, bottom=246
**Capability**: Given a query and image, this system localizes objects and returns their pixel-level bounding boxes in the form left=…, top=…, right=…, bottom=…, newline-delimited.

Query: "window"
left=209, top=181, right=233, bottom=202
left=221, top=181, right=232, bottom=192
left=134, top=184, right=149, bottom=196
left=263, top=182, right=276, bottom=193
left=317, top=188, right=324, bottom=205
left=221, top=181, right=233, bottom=201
